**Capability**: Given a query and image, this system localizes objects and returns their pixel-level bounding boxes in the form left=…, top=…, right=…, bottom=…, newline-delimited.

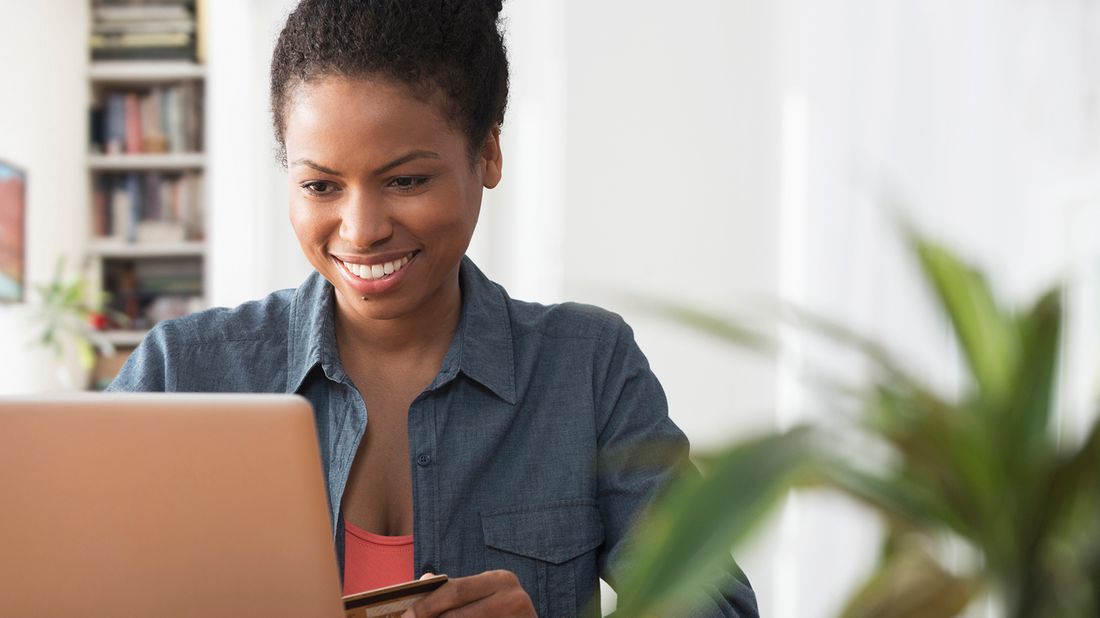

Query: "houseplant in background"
left=29, top=258, right=119, bottom=391
left=612, top=236, right=1100, bottom=617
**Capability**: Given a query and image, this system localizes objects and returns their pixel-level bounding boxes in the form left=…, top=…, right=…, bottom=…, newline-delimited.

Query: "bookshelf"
left=86, top=0, right=206, bottom=389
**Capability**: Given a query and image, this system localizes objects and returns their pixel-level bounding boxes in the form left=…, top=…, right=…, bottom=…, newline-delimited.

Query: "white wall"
left=205, top=0, right=307, bottom=308
left=556, top=2, right=787, bottom=611
left=0, top=0, right=90, bottom=393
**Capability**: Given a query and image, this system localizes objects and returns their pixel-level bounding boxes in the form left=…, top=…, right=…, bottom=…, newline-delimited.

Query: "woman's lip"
left=332, top=252, right=417, bottom=296
left=332, top=250, right=419, bottom=266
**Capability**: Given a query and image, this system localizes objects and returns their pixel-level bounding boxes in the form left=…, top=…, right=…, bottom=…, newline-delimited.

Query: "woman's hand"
left=402, top=570, right=535, bottom=617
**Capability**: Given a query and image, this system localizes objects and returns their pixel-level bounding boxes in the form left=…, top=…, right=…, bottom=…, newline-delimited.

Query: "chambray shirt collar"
left=285, top=269, right=339, bottom=393
left=285, top=256, right=516, bottom=404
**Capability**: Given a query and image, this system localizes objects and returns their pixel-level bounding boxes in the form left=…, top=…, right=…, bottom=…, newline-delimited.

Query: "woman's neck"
left=332, top=274, right=462, bottom=362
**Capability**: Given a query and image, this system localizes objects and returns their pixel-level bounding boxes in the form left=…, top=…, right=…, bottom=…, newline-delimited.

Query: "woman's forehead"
left=284, top=76, right=463, bottom=165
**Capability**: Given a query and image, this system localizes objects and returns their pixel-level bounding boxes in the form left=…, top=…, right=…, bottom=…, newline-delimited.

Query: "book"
left=102, top=256, right=204, bottom=330
left=123, top=93, right=143, bottom=154
left=93, top=20, right=195, bottom=35
left=94, top=6, right=192, bottom=22
left=104, top=92, right=125, bottom=154
left=94, top=172, right=200, bottom=242
left=91, top=46, right=194, bottom=61
left=91, top=85, right=201, bottom=154
left=92, top=175, right=111, bottom=236
left=90, top=32, right=192, bottom=47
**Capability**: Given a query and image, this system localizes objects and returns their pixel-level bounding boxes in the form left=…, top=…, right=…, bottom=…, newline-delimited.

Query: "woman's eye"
left=302, top=181, right=337, bottom=195
left=389, top=176, right=430, bottom=192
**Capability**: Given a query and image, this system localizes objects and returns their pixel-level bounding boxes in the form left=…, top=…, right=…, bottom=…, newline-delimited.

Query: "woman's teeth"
left=342, top=254, right=412, bottom=281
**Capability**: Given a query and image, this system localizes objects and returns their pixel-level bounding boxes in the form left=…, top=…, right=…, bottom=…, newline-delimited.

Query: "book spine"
left=111, top=176, right=129, bottom=242
left=106, top=93, right=125, bottom=155
left=182, top=81, right=200, bottom=151
left=126, top=172, right=141, bottom=242
left=165, top=86, right=184, bottom=153
left=89, top=105, right=106, bottom=154
left=124, top=93, right=143, bottom=154
left=141, top=172, right=157, bottom=221
left=178, top=173, right=204, bottom=241
left=93, top=175, right=111, bottom=237
left=94, top=6, right=192, bottom=23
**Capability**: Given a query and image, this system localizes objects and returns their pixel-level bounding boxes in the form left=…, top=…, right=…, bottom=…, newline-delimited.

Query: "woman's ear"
left=480, top=126, right=503, bottom=189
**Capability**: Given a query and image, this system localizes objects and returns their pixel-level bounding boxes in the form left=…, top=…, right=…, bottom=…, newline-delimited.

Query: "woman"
left=110, top=1, right=757, bottom=615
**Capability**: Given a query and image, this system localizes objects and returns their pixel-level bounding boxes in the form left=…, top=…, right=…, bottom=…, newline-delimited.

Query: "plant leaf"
left=630, top=297, right=775, bottom=353
left=1003, top=290, right=1061, bottom=465
left=613, top=427, right=819, bottom=616
left=818, top=461, right=977, bottom=543
left=913, top=238, right=1020, bottom=403
left=840, top=538, right=979, bottom=618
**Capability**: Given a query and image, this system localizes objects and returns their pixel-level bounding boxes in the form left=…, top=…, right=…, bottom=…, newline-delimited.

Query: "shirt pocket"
left=481, top=499, right=604, bottom=617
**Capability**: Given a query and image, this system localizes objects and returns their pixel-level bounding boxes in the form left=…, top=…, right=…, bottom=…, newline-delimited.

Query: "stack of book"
left=103, top=257, right=204, bottom=330
left=92, top=172, right=204, bottom=243
left=90, top=0, right=196, bottom=61
left=90, top=84, right=203, bottom=154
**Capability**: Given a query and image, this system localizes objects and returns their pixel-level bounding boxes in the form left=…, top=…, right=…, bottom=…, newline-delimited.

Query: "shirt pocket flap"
left=482, top=500, right=604, bottom=565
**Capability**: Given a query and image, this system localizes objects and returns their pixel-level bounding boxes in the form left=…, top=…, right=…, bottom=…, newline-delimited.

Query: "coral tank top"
left=342, top=518, right=415, bottom=596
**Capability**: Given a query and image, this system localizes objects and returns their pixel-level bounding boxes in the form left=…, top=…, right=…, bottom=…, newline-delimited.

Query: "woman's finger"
left=402, top=570, right=531, bottom=618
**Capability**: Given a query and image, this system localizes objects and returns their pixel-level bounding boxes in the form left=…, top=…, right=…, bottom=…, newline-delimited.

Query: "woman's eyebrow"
left=292, top=159, right=343, bottom=176
left=373, top=150, right=441, bottom=175
left=291, top=150, right=441, bottom=177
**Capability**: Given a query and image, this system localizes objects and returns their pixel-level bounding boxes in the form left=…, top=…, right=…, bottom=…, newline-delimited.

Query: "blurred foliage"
left=30, top=258, right=118, bottom=371
left=613, top=236, right=1100, bottom=617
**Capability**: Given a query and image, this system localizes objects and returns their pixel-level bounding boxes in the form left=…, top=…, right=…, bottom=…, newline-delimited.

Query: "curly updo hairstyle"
left=270, top=0, right=509, bottom=165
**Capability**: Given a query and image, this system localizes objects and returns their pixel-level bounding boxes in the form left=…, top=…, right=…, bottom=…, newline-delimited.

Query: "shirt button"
left=416, top=453, right=432, bottom=467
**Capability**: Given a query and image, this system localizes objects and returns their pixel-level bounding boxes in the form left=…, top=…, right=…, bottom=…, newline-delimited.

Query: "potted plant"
left=613, top=237, right=1100, bottom=617
left=29, top=258, right=118, bottom=391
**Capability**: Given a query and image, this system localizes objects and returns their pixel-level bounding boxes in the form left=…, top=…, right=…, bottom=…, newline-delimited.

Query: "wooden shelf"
left=99, top=330, right=148, bottom=347
left=88, top=61, right=205, bottom=82
left=89, top=240, right=206, bottom=258
left=87, top=153, right=205, bottom=171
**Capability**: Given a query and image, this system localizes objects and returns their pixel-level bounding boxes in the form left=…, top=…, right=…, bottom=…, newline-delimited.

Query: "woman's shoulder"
left=505, top=296, right=629, bottom=342
left=462, top=258, right=632, bottom=343
left=107, top=288, right=298, bottom=393
left=147, top=287, right=296, bottom=347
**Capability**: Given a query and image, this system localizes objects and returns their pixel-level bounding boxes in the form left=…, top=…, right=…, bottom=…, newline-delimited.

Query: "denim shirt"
left=107, top=257, right=757, bottom=617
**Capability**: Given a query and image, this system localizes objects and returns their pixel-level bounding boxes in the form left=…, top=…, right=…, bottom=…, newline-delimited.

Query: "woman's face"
left=284, top=76, right=501, bottom=323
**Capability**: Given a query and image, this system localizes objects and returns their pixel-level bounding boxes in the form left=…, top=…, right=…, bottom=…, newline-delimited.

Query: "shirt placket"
left=409, top=392, right=440, bottom=577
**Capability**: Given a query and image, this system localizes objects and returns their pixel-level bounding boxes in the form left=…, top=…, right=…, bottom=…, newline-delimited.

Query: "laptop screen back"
left=0, top=393, right=344, bottom=617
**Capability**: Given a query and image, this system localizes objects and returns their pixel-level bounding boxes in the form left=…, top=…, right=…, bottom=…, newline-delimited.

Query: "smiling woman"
left=107, top=0, right=757, bottom=616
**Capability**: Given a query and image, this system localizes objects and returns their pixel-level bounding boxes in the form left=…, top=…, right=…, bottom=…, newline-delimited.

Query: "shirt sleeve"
left=593, top=316, right=759, bottom=617
left=105, top=323, right=173, bottom=392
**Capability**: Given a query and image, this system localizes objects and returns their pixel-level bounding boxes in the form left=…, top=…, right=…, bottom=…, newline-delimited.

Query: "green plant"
left=613, top=237, right=1100, bottom=617
left=31, top=258, right=117, bottom=372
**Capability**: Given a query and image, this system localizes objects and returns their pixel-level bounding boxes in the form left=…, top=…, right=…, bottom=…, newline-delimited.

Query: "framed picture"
left=0, top=159, right=26, bottom=302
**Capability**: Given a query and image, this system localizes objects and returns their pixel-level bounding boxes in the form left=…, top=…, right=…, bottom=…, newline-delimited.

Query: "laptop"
left=0, top=393, right=345, bottom=617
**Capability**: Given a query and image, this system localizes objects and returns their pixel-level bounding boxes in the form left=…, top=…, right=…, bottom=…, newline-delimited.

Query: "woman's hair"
left=270, top=0, right=509, bottom=165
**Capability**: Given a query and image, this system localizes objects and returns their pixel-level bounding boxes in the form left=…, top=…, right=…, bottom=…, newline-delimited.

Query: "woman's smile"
left=337, top=251, right=417, bottom=282
left=332, top=250, right=420, bottom=297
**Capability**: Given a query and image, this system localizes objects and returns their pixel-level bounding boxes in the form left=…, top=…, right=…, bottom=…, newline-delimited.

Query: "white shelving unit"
left=88, top=240, right=206, bottom=258
left=88, top=60, right=205, bottom=82
left=100, top=330, right=150, bottom=348
left=87, top=152, right=205, bottom=171
left=85, top=59, right=207, bottom=359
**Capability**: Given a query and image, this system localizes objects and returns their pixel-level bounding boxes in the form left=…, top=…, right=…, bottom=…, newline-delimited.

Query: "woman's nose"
left=339, top=190, right=393, bottom=248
